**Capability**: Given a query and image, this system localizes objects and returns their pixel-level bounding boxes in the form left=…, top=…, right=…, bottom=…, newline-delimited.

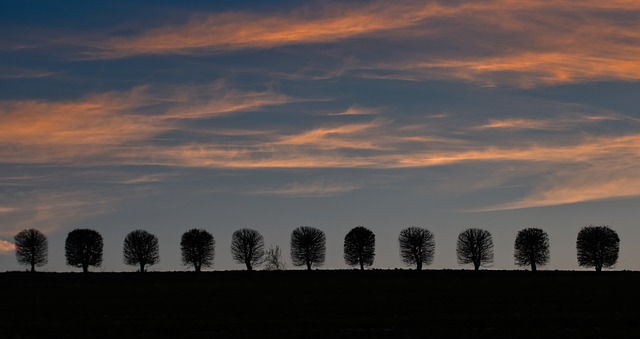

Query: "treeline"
left=12, top=225, right=620, bottom=273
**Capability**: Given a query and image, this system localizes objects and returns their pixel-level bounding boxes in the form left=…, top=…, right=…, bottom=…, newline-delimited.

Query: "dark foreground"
left=1, top=270, right=638, bottom=338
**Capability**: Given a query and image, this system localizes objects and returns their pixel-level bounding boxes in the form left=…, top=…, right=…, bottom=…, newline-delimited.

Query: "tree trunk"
left=30, top=261, right=35, bottom=273
left=195, top=263, right=201, bottom=273
left=474, top=262, right=480, bottom=271
left=306, top=261, right=312, bottom=270
left=416, top=260, right=422, bottom=271
left=83, top=263, right=89, bottom=273
left=139, top=263, right=145, bottom=273
left=246, top=261, right=252, bottom=271
left=530, top=261, right=537, bottom=272
left=360, top=261, right=364, bottom=270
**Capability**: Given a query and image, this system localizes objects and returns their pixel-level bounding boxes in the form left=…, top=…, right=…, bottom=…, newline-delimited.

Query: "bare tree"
left=344, top=226, right=375, bottom=270
left=577, top=225, right=619, bottom=272
left=231, top=228, right=265, bottom=271
left=65, top=229, right=103, bottom=273
left=14, top=229, right=48, bottom=272
left=514, top=228, right=549, bottom=272
left=123, top=229, right=159, bottom=273
left=180, top=229, right=215, bottom=272
left=290, top=226, right=326, bottom=270
left=457, top=228, right=494, bottom=270
left=263, top=245, right=287, bottom=270
left=398, top=227, right=435, bottom=270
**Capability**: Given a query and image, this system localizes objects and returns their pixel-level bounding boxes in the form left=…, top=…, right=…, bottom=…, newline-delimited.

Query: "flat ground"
left=1, top=270, right=638, bottom=338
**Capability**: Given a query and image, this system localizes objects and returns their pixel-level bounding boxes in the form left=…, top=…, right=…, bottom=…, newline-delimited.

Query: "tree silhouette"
left=231, top=228, right=265, bottom=271
left=65, top=229, right=103, bottom=273
left=123, top=229, right=159, bottom=273
left=514, top=228, right=549, bottom=272
left=263, top=245, right=287, bottom=270
left=344, top=226, right=376, bottom=270
left=14, top=229, right=48, bottom=272
left=398, top=227, right=435, bottom=270
left=180, top=229, right=215, bottom=272
left=290, top=226, right=326, bottom=270
left=457, top=228, right=494, bottom=270
left=576, top=225, right=619, bottom=271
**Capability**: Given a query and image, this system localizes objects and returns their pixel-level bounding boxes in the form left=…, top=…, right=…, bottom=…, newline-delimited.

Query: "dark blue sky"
left=1, top=0, right=639, bottom=271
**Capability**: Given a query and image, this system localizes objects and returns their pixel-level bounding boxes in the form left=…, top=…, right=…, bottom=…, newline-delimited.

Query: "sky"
left=1, top=0, right=639, bottom=272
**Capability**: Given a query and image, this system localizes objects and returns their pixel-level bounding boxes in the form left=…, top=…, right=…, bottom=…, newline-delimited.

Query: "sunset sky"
left=1, top=0, right=639, bottom=272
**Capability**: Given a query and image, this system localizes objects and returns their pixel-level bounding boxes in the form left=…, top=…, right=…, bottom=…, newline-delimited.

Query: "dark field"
left=1, top=270, right=639, bottom=338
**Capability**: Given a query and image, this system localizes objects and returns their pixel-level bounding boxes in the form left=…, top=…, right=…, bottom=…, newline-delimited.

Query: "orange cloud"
left=329, top=105, right=381, bottom=116
left=4, top=0, right=629, bottom=87
left=363, top=0, right=640, bottom=86
left=77, top=0, right=640, bottom=86
left=0, top=87, right=167, bottom=163
left=92, top=0, right=640, bottom=57
left=161, top=86, right=295, bottom=120
left=112, top=122, right=640, bottom=209
left=475, top=118, right=555, bottom=130
left=402, top=51, right=640, bottom=87
left=270, top=120, right=389, bottom=150
left=0, top=240, right=15, bottom=254
left=0, top=207, right=17, bottom=214
left=484, top=177, right=640, bottom=211
left=109, top=117, right=637, bottom=168
left=2, top=81, right=639, bottom=209
left=0, top=83, right=296, bottom=164
left=253, top=181, right=360, bottom=197
left=94, top=1, right=455, bottom=58
left=473, top=114, right=626, bottom=131
left=125, top=145, right=380, bottom=169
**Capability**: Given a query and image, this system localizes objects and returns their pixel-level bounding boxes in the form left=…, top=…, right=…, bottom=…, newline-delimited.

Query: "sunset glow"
left=1, top=1, right=639, bottom=272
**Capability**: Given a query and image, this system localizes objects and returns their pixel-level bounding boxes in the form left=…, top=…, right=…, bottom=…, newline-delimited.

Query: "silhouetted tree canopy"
left=231, top=228, right=265, bottom=271
left=576, top=225, right=619, bottom=272
left=123, top=229, right=159, bottom=273
left=290, top=226, right=326, bottom=270
left=65, top=229, right=103, bottom=273
left=398, top=227, right=434, bottom=270
left=180, top=229, right=215, bottom=272
left=263, top=245, right=286, bottom=270
left=457, top=228, right=494, bottom=270
left=514, top=228, right=549, bottom=272
left=344, top=226, right=376, bottom=270
left=14, top=229, right=48, bottom=272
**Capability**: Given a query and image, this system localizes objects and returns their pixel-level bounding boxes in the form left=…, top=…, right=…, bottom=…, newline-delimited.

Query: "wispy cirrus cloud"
left=161, top=86, right=295, bottom=120
left=0, top=82, right=296, bottom=164
left=354, top=0, right=640, bottom=86
left=270, top=119, right=390, bottom=151
left=0, top=87, right=167, bottom=164
left=328, top=105, right=381, bottom=116
left=252, top=180, right=360, bottom=197
left=475, top=118, right=557, bottom=131
left=3, top=1, right=638, bottom=87
left=0, top=65, right=57, bottom=79
left=382, top=50, right=640, bottom=87
left=116, top=119, right=640, bottom=209
left=0, top=170, right=170, bottom=237
left=0, top=190, right=112, bottom=237
left=473, top=113, right=626, bottom=131
left=3, top=79, right=640, bottom=209
left=90, top=1, right=451, bottom=58
left=67, top=0, right=640, bottom=86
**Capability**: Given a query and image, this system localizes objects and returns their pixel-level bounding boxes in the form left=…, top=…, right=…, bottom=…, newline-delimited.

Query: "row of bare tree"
left=12, top=225, right=619, bottom=273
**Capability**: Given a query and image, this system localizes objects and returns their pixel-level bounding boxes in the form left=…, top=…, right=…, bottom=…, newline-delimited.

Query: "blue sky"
left=1, top=0, right=639, bottom=271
